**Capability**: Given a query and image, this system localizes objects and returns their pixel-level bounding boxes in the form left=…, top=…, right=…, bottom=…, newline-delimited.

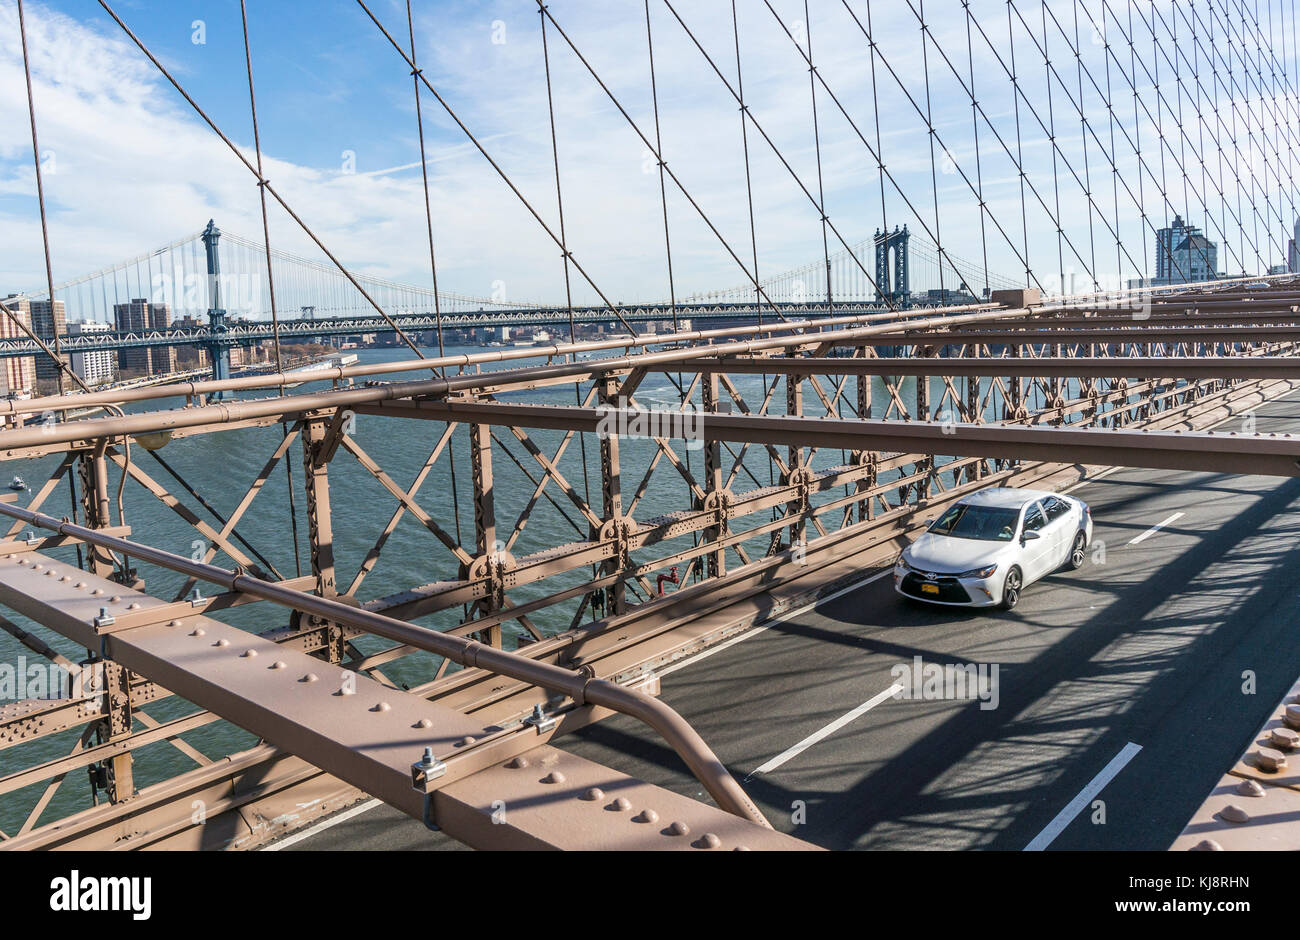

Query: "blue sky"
left=2, top=0, right=1298, bottom=315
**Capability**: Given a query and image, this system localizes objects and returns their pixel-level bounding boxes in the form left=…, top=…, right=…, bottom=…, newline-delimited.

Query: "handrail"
left=0, top=501, right=771, bottom=829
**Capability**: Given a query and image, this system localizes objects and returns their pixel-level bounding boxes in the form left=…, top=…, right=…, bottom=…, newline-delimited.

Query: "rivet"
left=269, top=661, right=286, bottom=670
left=1190, top=839, right=1223, bottom=851
left=31, top=563, right=42, bottom=570
left=90, top=588, right=103, bottom=596
left=415, top=718, right=432, bottom=729
left=74, top=582, right=86, bottom=589
left=607, top=797, right=632, bottom=812
left=632, top=808, right=658, bottom=824
left=126, top=602, right=140, bottom=610
left=507, top=756, right=530, bottom=770
left=665, top=821, right=689, bottom=836
left=109, top=596, right=120, bottom=603
left=214, top=638, right=229, bottom=647
left=301, top=673, right=319, bottom=683
left=337, top=683, right=355, bottom=696
left=189, top=628, right=205, bottom=637
left=371, top=702, right=391, bottom=712
left=581, top=787, right=604, bottom=802
left=693, top=832, right=722, bottom=849
left=1218, top=804, right=1251, bottom=824
left=1236, top=779, right=1266, bottom=797
left=733, top=845, right=751, bottom=851
left=43, top=569, right=54, bottom=576
left=168, top=620, right=182, bottom=628
left=456, top=736, right=476, bottom=747
left=542, top=771, right=565, bottom=785
left=241, top=648, right=258, bottom=658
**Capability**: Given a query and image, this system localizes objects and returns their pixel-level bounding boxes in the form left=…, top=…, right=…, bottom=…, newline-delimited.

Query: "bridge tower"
left=874, top=225, right=910, bottom=308
left=200, top=219, right=236, bottom=396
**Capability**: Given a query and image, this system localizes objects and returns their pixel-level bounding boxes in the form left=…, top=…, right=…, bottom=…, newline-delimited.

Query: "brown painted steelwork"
left=2, top=278, right=1299, bottom=849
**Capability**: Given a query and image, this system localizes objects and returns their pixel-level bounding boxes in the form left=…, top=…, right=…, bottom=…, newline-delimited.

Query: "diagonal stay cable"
left=238, top=0, right=284, bottom=374
left=535, top=0, right=801, bottom=320
left=835, top=0, right=1048, bottom=293
left=654, top=0, right=897, bottom=309
left=356, top=0, right=640, bottom=339
left=97, top=0, right=429, bottom=360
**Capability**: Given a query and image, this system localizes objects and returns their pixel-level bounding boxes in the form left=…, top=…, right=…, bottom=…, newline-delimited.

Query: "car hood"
left=902, top=532, right=1015, bottom=575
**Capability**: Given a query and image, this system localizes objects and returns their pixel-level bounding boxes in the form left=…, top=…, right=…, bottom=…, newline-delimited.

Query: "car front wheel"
left=1000, top=566, right=1022, bottom=611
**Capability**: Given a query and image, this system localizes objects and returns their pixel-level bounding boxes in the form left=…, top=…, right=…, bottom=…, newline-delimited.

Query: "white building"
left=68, top=321, right=116, bottom=386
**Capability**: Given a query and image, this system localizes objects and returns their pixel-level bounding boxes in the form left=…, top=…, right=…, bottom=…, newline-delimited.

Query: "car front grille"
left=901, top=572, right=972, bottom=603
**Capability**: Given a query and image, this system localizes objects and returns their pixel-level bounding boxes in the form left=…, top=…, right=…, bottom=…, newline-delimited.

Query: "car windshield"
left=928, top=503, right=1019, bottom=541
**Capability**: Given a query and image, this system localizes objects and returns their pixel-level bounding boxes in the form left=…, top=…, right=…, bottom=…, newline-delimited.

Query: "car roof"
left=958, top=488, right=1060, bottom=509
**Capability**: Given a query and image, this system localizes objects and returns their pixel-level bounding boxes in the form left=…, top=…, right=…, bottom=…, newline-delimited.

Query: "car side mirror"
left=1022, top=531, right=1041, bottom=543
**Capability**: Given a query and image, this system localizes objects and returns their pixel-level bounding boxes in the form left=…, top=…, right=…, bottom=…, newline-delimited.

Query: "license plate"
left=921, top=583, right=939, bottom=595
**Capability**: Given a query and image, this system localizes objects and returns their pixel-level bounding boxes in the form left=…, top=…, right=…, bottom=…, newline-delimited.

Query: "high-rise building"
left=0, top=296, right=36, bottom=395
left=68, top=321, right=116, bottom=385
left=1288, top=219, right=1299, bottom=273
left=113, top=298, right=176, bottom=376
left=1151, top=215, right=1218, bottom=285
left=27, top=299, right=68, bottom=384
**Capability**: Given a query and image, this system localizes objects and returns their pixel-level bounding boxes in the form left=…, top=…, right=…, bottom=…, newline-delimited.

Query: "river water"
left=1, top=343, right=960, bottom=834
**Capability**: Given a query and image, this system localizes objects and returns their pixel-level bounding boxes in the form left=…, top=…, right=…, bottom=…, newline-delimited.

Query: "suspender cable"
left=407, top=0, right=463, bottom=548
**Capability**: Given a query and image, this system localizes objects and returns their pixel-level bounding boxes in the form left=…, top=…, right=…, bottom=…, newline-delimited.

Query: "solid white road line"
left=744, top=682, right=906, bottom=782
left=261, top=798, right=382, bottom=851
left=1128, top=511, right=1185, bottom=545
left=654, top=569, right=893, bottom=679
left=1024, top=742, right=1143, bottom=851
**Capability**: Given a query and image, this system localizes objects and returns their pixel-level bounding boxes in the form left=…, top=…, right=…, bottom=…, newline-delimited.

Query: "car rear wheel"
left=1068, top=531, right=1087, bottom=570
left=1000, top=566, right=1022, bottom=611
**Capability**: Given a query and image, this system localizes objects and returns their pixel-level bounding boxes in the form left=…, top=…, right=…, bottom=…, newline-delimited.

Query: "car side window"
left=1043, top=496, right=1069, bottom=521
left=1023, top=503, right=1047, bottom=532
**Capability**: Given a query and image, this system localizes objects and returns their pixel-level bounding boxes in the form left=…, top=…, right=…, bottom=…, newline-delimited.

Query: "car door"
left=1040, top=496, right=1073, bottom=568
left=1019, top=501, right=1053, bottom=583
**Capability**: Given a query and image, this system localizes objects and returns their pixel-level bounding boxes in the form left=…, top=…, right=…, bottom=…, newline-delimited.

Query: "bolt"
left=581, top=787, right=604, bottom=802
left=1256, top=747, right=1288, bottom=772
left=506, top=756, right=529, bottom=770
left=1269, top=727, right=1299, bottom=750
left=541, top=771, right=565, bottom=785
left=606, top=797, right=631, bottom=812
left=371, top=702, right=391, bottom=712
left=1284, top=705, right=1300, bottom=729
left=692, top=832, right=722, bottom=849
left=666, top=821, right=690, bottom=836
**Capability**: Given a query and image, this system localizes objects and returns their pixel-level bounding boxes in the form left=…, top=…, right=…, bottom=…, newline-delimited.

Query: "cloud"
left=0, top=0, right=1296, bottom=319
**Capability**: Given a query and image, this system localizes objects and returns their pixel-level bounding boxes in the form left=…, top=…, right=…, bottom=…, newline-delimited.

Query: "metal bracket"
left=522, top=703, right=557, bottom=734
left=410, top=745, right=447, bottom=793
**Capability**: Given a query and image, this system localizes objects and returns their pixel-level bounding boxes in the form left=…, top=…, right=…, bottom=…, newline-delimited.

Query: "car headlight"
left=956, top=564, right=998, bottom=579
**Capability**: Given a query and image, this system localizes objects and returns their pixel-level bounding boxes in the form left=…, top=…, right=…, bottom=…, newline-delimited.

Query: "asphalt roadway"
left=275, top=388, right=1300, bottom=851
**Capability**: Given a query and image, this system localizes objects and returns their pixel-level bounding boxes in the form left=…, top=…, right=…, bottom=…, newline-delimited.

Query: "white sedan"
left=893, top=488, right=1093, bottom=611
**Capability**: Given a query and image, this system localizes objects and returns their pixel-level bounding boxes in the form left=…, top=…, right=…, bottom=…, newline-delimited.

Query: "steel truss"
left=1, top=280, right=1298, bottom=850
